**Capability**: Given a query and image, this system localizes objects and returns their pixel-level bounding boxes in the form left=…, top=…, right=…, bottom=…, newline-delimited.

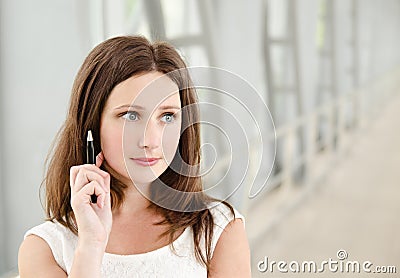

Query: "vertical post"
left=328, top=0, right=339, bottom=150
left=351, top=0, right=360, bottom=128
left=88, top=0, right=105, bottom=45
left=290, top=0, right=306, bottom=182
left=262, top=0, right=282, bottom=182
left=0, top=51, right=6, bottom=274
left=143, top=0, right=166, bottom=40
left=0, top=0, right=6, bottom=263
left=262, top=0, right=307, bottom=184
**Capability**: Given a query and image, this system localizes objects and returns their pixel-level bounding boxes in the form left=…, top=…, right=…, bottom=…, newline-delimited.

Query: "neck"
left=114, top=181, right=154, bottom=217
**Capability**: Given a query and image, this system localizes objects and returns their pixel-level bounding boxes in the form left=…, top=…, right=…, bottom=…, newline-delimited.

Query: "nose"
left=138, top=120, right=160, bottom=150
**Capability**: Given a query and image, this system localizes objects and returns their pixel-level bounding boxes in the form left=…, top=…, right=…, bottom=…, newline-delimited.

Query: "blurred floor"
left=247, top=93, right=400, bottom=277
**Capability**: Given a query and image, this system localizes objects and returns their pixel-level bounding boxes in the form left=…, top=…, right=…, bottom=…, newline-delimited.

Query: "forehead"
left=106, top=71, right=180, bottom=109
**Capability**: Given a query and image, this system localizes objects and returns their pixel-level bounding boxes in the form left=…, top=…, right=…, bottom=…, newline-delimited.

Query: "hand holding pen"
left=69, top=130, right=112, bottom=249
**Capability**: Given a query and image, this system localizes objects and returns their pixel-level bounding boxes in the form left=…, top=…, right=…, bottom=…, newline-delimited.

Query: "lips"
left=131, top=157, right=161, bottom=166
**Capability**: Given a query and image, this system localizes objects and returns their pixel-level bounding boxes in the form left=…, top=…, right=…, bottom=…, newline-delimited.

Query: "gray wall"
left=0, top=0, right=89, bottom=273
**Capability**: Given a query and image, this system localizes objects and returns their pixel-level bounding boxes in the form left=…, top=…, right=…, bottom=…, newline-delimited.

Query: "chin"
left=128, top=170, right=163, bottom=185
left=131, top=176, right=158, bottom=185
left=128, top=163, right=168, bottom=179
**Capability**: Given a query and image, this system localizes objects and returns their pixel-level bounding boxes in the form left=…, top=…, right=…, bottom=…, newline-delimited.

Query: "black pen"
left=86, top=130, right=97, bottom=203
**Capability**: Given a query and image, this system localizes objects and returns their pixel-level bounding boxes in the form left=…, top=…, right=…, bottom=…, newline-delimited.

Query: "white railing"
left=246, top=66, right=400, bottom=244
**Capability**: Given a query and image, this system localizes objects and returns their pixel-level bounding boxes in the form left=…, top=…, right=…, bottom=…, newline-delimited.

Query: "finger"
left=90, top=181, right=107, bottom=209
left=103, top=170, right=110, bottom=193
left=70, top=165, right=104, bottom=189
left=72, top=169, right=107, bottom=194
left=96, top=151, right=104, bottom=168
left=80, top=164, right=109, bottom=179
left=70, top=166, right=80, bottom=189
left=77, top=180, right=106, bottom=209
left=71, top=180, right=106, bottom=209
left=87, top=163, right=110, bottom=192
left=70, top=165, right=110, bottom=195
left=103, top=189, right=111, bottom=209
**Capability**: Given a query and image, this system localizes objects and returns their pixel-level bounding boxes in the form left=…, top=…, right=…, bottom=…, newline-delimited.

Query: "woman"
left=18, top=35, right=250, bottom=277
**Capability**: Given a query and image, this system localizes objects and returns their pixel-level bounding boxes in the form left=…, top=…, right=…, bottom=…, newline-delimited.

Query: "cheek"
left=100, top=121, right=124, bottom=161
left=161, top=122, right=181, bottom=163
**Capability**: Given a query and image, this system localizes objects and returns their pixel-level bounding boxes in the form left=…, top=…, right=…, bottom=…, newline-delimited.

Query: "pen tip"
left=87, top=130, right=93, bottom=141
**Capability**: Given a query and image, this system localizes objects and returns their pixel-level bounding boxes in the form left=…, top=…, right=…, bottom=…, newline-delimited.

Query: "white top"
left=24, top=202, right=245, bottom=278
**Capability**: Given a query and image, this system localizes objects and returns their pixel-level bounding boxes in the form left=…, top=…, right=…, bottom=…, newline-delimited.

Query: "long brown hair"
left=43, top=35, right=234, bottom=270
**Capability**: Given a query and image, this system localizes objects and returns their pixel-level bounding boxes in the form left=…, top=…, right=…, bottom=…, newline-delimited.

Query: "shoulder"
left=207, top=202, right=251, bottom=277
left=207, top=201, right=246, bottom=250
left=207, top=201, right=245, bottom=228
left=19, top=221, right=77, bottom=274
left=23, top=220, right=72, bottom=239
left=19, top=221, right=70, bottom=277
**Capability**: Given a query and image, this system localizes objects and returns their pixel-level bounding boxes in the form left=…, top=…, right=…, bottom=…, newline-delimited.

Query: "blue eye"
left=161, top=113, right=175, bottom=123
left=122, top=111, right=139, bottom=121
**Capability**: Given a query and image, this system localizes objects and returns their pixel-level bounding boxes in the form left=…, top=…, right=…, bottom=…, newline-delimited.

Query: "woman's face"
left=100, top=71, right=182, bottom=186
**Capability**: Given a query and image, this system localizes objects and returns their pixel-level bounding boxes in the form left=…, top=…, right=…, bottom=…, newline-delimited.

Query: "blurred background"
left=1, top=0, right=399, bottom=277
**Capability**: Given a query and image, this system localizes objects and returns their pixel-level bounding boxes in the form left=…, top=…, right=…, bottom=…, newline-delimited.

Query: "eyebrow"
left=114, top=104, right=181, bottom=111
left=114, top=104, right=145, bottom=110
left=158, top=105, right=181, bottom=110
